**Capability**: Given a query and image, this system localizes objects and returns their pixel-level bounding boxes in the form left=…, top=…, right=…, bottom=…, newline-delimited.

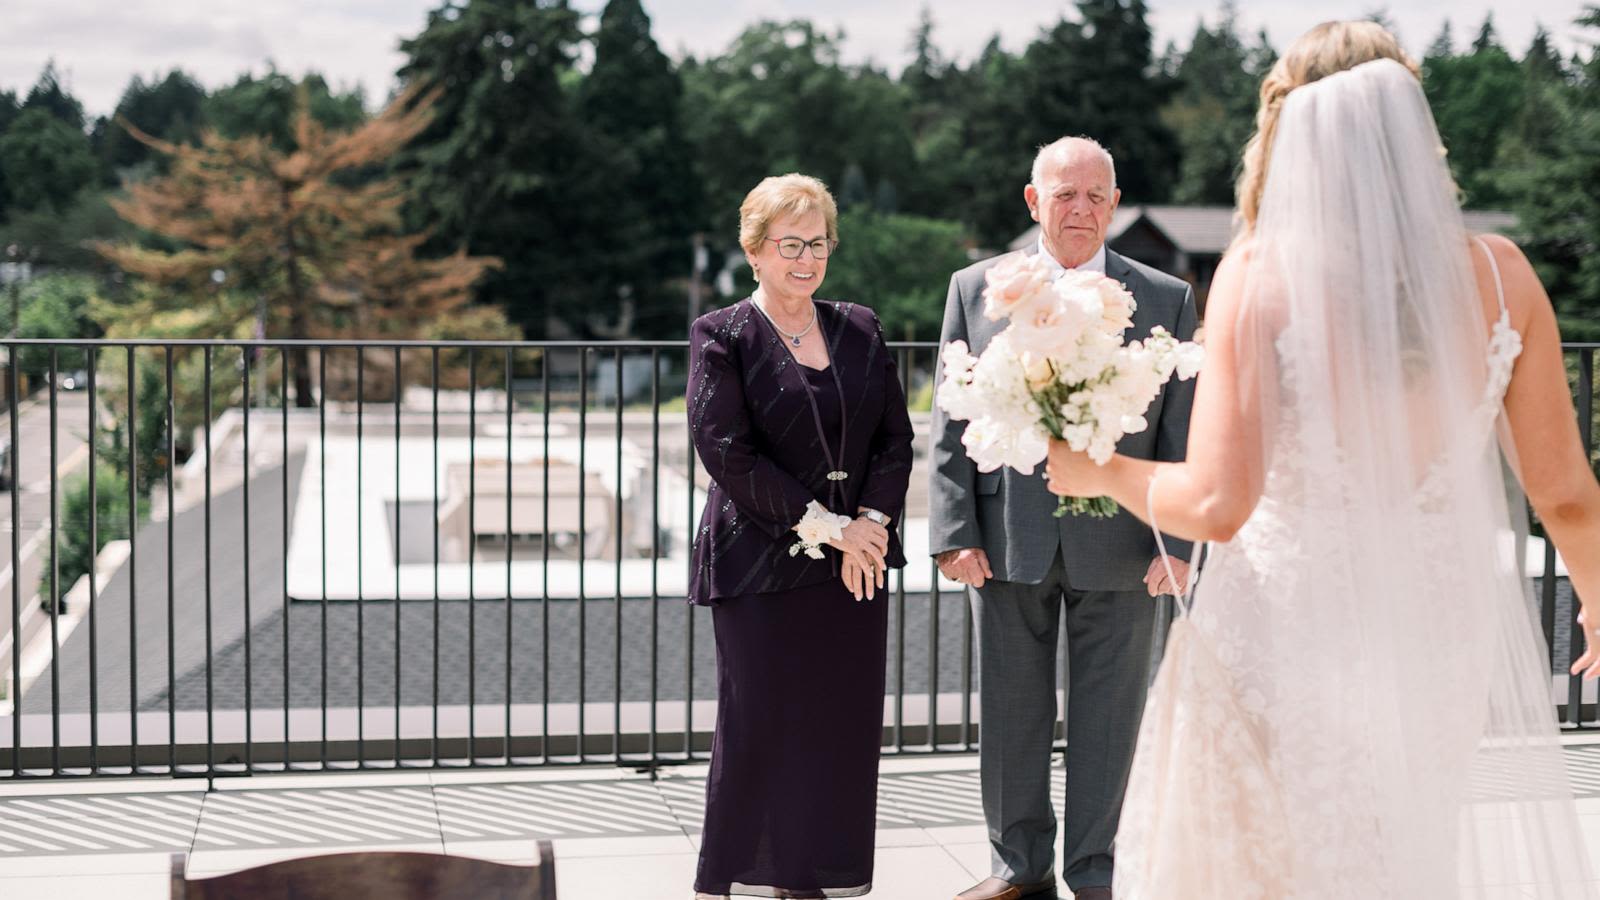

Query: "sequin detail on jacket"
left=686, top=299, right=914, bottom=605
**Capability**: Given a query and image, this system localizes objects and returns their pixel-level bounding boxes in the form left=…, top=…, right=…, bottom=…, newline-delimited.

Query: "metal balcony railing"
left=0, top=338, right=1593, bottom=780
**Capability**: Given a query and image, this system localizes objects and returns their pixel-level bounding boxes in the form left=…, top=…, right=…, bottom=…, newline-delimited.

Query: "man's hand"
left=1143, top=557, right=1191, bottom=597
left=937, top=547, right=994, bottom=588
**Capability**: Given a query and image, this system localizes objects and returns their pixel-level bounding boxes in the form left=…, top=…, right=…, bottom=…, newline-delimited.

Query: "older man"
left=931, top=137, right=1197, bottom=900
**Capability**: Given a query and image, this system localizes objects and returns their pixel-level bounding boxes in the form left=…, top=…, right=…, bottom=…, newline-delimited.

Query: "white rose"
left=792, top=501, right=849, bottom=558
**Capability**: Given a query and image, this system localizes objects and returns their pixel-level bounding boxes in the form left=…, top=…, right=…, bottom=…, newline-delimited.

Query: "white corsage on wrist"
left=791, top=501, right=852, bottom=560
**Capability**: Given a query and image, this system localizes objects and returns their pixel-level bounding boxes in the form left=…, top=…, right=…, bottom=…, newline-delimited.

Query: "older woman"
left=686, top=173, right=914, bottom=899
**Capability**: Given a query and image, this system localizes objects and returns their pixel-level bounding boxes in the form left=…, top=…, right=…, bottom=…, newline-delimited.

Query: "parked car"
left=58, top=369, right=88, bottom=391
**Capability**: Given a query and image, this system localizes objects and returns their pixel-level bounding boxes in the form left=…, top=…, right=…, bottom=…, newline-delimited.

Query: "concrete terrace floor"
left=7, top=744, right=1600, bottom=899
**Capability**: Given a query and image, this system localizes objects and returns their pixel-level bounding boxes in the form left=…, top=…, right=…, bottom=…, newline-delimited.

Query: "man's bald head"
left=1031, top=136, right=1117, bottom=192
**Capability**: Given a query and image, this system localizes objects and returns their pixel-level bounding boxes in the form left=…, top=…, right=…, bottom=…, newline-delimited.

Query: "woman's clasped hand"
left=832, top=515, right=888, bottom=601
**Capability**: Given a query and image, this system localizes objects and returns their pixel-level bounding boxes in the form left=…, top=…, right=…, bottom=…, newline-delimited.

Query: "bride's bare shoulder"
left=1469, top=233, right=1551, bottom=334
left=1204, top=237, right=1283, bottom=332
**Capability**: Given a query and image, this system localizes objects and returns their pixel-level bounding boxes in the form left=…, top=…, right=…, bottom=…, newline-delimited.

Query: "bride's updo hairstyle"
left=1236, top=21, right=1420, bottom=233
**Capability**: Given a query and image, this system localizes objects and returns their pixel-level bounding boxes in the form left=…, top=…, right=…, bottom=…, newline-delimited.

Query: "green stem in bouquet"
left=1029, top=365, right=1119, bottom=519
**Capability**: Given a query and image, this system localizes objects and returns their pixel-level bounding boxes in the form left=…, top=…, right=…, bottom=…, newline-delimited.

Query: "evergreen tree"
left=680, top=22, right=915, bottom=239
left=1163, top=3, right=1264, bottom=205
left=100, top=70, right=207, bottom=179
left=1019, top=0, right=1177, bottom=203
left=897, top=9, right=970, bottom=220
left=577, top=0, right=704, bottom=337
left=1500, top=6, right=1600, bottom=339
left=0, top=90, right=19, bottom=137
left=1424, top=14, right=1523, bottom=206
left=0, top=108, right=97, bottom=214
left=0, top=90, right=25, bottom=217
left=1428, top=21, right=1455, bottom=59
left=203, top=70, right=367, bottom=149
left=956, top=36, right=1035, bottom=248
left=22, top=62, right=86, bottom=131
left=396, top=0, right=604, bottom=338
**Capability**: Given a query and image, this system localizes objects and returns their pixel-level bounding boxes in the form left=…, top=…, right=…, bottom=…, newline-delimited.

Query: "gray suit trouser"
left=973, top=549, right=1164, bottom=891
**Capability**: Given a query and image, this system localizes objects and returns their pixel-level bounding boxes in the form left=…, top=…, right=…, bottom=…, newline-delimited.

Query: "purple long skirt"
left=693, top=577, right=890, bottom=898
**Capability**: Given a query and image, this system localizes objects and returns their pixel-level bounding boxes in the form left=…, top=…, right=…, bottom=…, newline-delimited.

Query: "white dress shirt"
left=1035, top=236, right=1106, bottom=277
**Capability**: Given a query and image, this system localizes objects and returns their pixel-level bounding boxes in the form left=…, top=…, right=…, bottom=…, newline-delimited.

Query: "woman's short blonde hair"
left=1236, top=21, right=1421, bottom=232
left=738, top=174, right=839, bottom=256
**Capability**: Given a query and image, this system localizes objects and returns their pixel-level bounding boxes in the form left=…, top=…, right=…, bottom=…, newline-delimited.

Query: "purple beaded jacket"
left=686, top=298, right=914, bottom=606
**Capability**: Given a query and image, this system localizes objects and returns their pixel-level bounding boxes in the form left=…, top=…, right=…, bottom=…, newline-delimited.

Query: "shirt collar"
left=1035, top=236, right=1107, bottom=276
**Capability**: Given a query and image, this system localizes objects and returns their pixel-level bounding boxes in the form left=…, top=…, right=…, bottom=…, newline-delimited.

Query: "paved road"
left=0, top=390, right=92, bottom=663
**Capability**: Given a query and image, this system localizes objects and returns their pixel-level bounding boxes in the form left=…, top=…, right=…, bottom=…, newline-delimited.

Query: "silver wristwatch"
left=858, top=507, right=890, bottom=527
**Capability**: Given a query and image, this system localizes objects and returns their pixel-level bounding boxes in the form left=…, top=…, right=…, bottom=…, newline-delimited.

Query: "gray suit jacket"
left=928, top=245, right=1197, bottom=590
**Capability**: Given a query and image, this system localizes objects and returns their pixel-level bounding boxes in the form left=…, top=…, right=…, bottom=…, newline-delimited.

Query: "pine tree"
left=1163, top=2, right=1264, bottom=205
left=100, top=70, right=207, bottom=178
left=959, top=35, right=1035, bottom=247
left=1424, top=14, right=1523, bottom=206
left=1020, top=0, right=1177, bottom=202
left=204, top=70, right=368, bottom=150
left=1499, top=6, right=1600, bottom=339
left=95, top=86, right=509, bottom=405
left=1428, top=21, right=1456, bottom=59
left=22, top=62, right=86, bottom=131
left=396, top=0, right=600, bottom=338
left=0, top=108, right=96, bottom=214
left=577, top=0, right=704, bottom=337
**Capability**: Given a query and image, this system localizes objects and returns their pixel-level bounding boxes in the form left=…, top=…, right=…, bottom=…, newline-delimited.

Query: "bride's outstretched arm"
left=1047, top=246, right=1266, bottom=542
left=1482, top=236, right=1600, bottom=677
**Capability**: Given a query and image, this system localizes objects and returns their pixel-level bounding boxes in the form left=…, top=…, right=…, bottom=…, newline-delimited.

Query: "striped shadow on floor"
left=3, top=745, right=1599, bottom=858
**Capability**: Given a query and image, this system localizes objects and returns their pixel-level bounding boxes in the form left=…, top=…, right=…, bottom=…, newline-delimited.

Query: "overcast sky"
left=2, top=0, right=1592, bottom=118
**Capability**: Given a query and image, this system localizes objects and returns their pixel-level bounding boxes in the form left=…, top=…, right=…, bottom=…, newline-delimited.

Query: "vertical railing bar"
left=87, top=348, right=99, bottom=773
left=48, top=346, right=59, bottom=775
left=201, top=342, right=214, bottom=771
left=649, top=349, right=660, bottom=763
left=684, top=385, right=695, bottom=761
left=394, top=346, right=402, bottom=768
left=468, top=348, right=477, bottom=764
left=164, top=347, right=175, bottom=773
left=893, top=347, right=907, bottom=753
left=126, top=346, right=139, bottom=772
left=613, top=347, right=623, bottom=763
left=927, top=502, right=939, bottom=737
left=356, top=350, right=365, bottom=768
left=1571, top=350, right=1595, bottom=725
left=281, top=348, right=290, bottom=771
left=319, top=348, right=328, bottom=769
left=540, top=353, right=550, bottom=765
left=504, top=346, right=513, bottom=765
left=431, top=348, right=440, bottom=767
left=242, top=347, right=253, bottom=771
left=960, top=563, right=973, bottom=750
left=578, top=349, right=588, bottom=763
left=7, top=346, right=19, bottom=776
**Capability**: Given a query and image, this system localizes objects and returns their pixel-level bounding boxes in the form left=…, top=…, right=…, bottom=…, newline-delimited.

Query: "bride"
left=1045, top=21, right=1600, bottom=898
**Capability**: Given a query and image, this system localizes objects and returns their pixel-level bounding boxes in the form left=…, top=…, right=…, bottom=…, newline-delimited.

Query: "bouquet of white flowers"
left=937, top=253, right=1204, bottom=517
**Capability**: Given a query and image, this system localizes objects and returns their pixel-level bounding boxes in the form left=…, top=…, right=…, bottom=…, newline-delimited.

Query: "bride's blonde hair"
left=1236, top=21, right=1421, bottom=233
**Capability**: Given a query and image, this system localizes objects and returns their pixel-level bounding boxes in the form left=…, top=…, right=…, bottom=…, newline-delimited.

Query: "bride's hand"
left=1045, top=438, right=1105, bottom=498
left=1573, top=607, right=1600, bottom=680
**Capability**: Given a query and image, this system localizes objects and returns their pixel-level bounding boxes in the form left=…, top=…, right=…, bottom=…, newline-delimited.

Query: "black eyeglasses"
left=765, top=237, right=838, bottom=260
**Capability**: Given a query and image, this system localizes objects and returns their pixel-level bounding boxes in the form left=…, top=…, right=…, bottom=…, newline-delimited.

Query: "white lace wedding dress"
left=1113, top=60, right=1597, bottom=900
